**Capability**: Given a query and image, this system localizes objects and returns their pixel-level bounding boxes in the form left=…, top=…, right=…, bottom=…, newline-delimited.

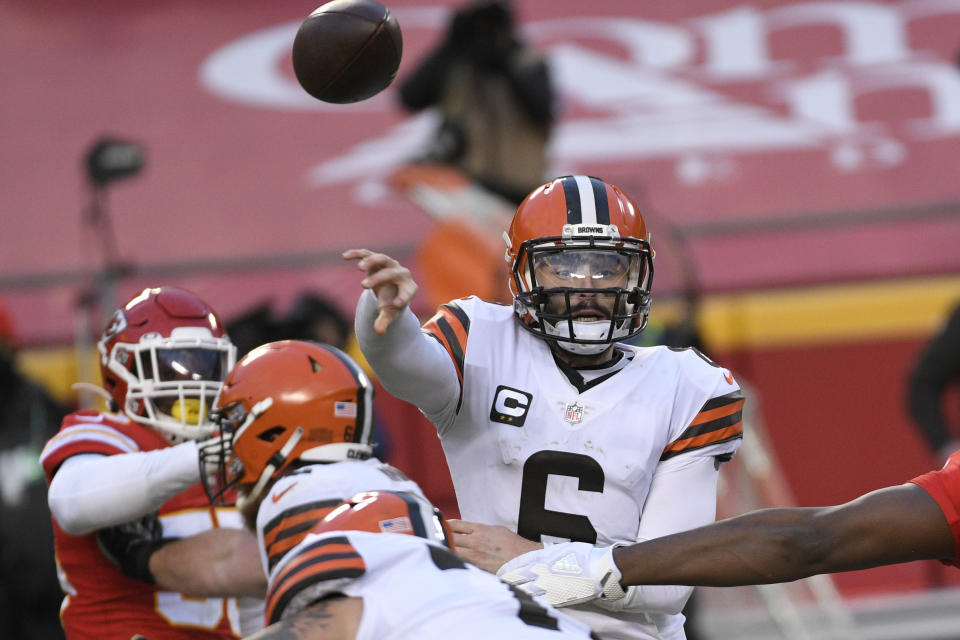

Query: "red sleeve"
left=39, top=411, right=142, bottom=482
left=911, top=451, right=960, bottom=567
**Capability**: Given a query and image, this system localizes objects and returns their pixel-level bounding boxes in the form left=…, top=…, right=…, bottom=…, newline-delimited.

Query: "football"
left=292, top=0, right=403, bottom=104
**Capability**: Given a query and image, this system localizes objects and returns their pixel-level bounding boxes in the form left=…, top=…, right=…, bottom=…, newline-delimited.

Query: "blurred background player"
left=226, top=291, right=351, bottom=360
left=345, top=175, right=744, bottom=640
left=907, top=299, right=960, bottom=465
left=0, top=298, right=69, bottom=640
left=499, top=448, right=959, bottom=603
left=398, top=0, right=554, bottom=205
left=243, top=490, right=601, bottom=640
left=40, top=286, right=265, bottom=639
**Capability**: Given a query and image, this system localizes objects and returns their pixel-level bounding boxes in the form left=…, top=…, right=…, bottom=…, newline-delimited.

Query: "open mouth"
left=571, top=309, right=608, bottom=322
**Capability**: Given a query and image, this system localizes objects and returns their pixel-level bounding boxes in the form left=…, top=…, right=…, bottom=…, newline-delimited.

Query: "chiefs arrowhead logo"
left=103, top=310, right=127, bottom=339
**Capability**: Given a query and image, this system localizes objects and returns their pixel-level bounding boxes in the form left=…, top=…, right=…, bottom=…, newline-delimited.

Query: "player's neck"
left=549, top=343, right=617, bottom=369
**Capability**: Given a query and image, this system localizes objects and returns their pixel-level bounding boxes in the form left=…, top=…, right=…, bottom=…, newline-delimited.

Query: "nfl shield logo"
left=563, top=402, right=584, bottom=425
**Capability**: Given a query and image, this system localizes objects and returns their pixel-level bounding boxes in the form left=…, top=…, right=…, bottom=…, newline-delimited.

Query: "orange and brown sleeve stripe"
left=661, top=390, right=745, bottom=461
left=263, top=499, right=342, bottom=572
left=422, top=301, right=470, bottom=412
left=266, top=535, right=366, bottom=624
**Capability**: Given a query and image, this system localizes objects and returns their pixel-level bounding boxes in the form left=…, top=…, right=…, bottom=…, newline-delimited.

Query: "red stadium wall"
left=718, top=337, right=960, bottom=596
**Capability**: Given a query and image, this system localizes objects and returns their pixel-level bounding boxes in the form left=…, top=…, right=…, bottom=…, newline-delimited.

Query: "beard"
left=237, top=485, right=262, bottom=532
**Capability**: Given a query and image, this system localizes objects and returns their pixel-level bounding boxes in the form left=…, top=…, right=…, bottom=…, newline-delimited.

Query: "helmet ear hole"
left=258, top=426, right=285, bottom=443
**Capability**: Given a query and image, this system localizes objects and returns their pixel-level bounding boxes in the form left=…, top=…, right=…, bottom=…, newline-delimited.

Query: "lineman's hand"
left=96, top=511, right=174, bottom=584
left=497, top=542, right=627, bottom=607
left=448, top=520, right=543, bottom=573
left=343, top=249, right=419, bottom=335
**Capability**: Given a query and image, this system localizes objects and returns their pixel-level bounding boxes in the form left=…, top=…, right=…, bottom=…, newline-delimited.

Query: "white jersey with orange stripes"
left=417, top=296, right=744, bottom=640
left=254, top=460, right=427, bottom=580
left=266, top=529, right=600, bottom=639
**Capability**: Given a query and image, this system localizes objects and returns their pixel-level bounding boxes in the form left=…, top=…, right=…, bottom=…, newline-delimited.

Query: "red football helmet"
left=504, top=175, right=654, bottom=354
left=203, top=340, right=375, bottom=506
left=97, top=286, right=236, bottom=442
left=314, top=491, right=453, bottom=550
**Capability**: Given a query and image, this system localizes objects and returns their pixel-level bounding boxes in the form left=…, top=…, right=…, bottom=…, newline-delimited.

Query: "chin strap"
left=71, top=382, right=114, bottom=405
left=554, top=335, right=611, bottom=356
left=244, top=425, right=304, bottom=509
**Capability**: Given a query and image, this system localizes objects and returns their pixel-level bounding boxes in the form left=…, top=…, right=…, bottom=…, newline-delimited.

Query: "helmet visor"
left=533, top=249, right=636, bottom=289
left=141, top=348, right=227, bottom=382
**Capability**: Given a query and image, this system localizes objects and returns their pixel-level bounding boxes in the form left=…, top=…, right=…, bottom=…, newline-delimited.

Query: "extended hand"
left=96, top=511, right=173, bottom=583
left=497, top=541, right=627, bottom=607
left=343, top=249, right=419, bottom=335
left=448, top=520, right=543, bottom=573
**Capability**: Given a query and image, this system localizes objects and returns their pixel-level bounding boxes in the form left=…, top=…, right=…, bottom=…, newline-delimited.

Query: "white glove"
left=497, top=542, right=626, bottom=607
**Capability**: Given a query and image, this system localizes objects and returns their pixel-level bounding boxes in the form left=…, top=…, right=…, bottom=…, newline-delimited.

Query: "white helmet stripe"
left=573, top=175, right=598, bottom=225
left=359, top=370, right=374, bottom=446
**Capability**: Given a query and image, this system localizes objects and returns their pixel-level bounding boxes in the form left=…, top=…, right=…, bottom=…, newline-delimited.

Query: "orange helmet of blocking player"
left=201, top=340, right=375, bottom=506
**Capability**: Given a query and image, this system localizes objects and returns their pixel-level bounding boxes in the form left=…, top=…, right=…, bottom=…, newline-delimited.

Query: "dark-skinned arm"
left=614, top=483, right=955, bottom=587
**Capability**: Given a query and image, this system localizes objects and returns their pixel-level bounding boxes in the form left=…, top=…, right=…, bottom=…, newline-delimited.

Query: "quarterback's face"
left=534, top=250, right=630, bottom=320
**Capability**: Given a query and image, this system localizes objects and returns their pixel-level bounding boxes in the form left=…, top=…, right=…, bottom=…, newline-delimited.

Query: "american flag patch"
left=334, top=401, right=357, bottom=418
left=379, top=516, right=413, bottom=533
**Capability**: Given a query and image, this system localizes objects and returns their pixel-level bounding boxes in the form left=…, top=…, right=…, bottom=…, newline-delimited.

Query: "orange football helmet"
left=314, top=491, right=453, bottom=550
left=97, top=286, right=235, bottom=443
left=202, top=340, right=375, bottom=505
left=504, top=175, right=654, bottom=355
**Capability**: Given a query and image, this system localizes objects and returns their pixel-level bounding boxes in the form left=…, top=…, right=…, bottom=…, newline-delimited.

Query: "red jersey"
left=911, top=449, right=960, bottom=567
left=40, top=410, right=252, bottom=640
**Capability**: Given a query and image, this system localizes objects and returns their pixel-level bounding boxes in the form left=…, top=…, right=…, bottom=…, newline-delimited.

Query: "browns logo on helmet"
left=97, top=286, right=236, bottom=443
left=504, top=175, right=654, bottom=355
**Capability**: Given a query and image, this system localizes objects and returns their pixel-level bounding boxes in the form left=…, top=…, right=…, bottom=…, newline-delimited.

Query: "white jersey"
left=267, top=529, right=600, bottom=639
left=418, top=297, right=745, bottom=640
left=255, top=459, right=426, bottom=577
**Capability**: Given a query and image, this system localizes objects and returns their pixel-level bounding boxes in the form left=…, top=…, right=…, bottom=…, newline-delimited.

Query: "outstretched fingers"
left=344, top=249, right=419, bottom=334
